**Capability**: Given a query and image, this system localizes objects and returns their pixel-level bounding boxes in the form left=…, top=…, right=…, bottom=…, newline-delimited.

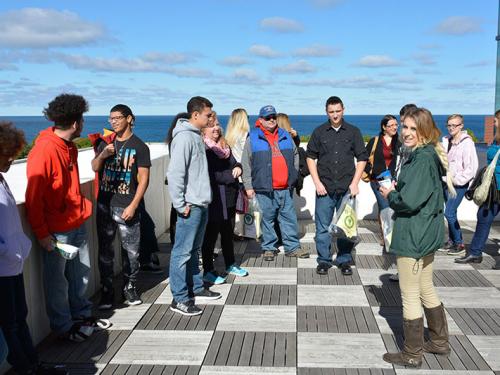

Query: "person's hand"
left=246, top=189, right=255, bottom=198
left=39, top=236, right=54, bottom=252
left=101, top=144, right=115, bottom=159
left=121, top=204, right=137, bottom=221
left=290, top=128, right=297, bottom=138
left=232, top=166, right=242, bottom=178
left=314, top=181, right=327, bottom=196
left=182, top=205, right=191, bottom=217
left=348, top=183, right=360, bottom=197
left=379, top=181, right=396, bottom=199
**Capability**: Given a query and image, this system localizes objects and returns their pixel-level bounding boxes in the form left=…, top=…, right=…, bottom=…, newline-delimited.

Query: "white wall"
left=3, top=144, right=171, bottom=348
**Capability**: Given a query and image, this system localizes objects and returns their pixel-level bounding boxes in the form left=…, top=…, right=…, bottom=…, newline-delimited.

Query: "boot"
left=423, top=303, right=450, bottom=355
left=383, top=317, right=423, bottom=368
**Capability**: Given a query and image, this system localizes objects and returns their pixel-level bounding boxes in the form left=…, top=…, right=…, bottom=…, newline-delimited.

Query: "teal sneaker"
left=226, top=264, right=249, bottom=277
left=203, top=271, right=226, bottom=285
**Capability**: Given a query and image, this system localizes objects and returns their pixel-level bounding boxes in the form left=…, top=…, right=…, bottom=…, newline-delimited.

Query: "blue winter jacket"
left=241, top=127, right=298, bottom=192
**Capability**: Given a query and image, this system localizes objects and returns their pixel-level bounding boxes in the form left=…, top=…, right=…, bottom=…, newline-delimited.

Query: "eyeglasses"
left=264, top=115, right=276, bottom=121
left=446, top=123, right=463, bottom=129
left=108, top=115, right=126, bottom=123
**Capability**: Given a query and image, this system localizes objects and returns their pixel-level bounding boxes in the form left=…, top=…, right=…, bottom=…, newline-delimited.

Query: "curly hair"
left=43, top=93, right=89, bottom=129
left=0, top=121, right=26, bottom=159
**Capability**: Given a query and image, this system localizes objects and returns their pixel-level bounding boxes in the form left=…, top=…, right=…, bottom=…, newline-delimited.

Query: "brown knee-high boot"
left=383, top=317, right=423, bottom=367
left=423, top=303, right=450, bottom=355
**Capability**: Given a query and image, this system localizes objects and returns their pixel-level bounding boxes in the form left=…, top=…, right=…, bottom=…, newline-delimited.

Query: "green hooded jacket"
left=388, top=144, right=445, bottom=259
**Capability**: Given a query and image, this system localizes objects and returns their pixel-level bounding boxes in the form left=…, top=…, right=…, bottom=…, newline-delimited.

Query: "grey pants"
left=97, top=202, right=140, bottom=289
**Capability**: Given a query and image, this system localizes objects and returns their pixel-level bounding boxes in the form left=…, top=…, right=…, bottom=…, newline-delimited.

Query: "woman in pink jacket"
left=440, top=114, right=478, bottom=255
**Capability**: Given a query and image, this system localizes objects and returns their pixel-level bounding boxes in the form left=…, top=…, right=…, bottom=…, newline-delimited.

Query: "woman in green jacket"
left=380, top=107, right=455, bottom=368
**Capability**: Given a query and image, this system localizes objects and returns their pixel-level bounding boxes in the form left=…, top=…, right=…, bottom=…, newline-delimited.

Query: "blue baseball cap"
left=259, top=105, right=277, bottom=118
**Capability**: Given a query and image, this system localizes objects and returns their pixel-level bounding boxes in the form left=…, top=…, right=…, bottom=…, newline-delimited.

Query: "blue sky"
left=0, top=0, right=497, bottom=115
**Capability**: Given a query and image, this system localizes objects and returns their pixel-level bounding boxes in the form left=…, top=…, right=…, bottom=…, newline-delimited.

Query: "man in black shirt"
left=91, top=104, right=151, bottom=308
left=306, top=96, right=368, bottom=276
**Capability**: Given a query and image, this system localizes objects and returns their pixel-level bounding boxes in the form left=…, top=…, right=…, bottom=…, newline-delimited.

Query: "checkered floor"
left=37, top=220, right=500, bottom=375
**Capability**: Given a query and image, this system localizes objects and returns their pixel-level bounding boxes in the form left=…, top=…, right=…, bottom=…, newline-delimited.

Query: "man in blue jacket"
left=241, top=105, right=309, bottom=261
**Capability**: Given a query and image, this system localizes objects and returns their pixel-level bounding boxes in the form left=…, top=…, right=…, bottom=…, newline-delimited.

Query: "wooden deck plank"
left=237, top=332, right=255, bottom=366
left=250, top=332, right=265, bottom=366
left=225, top=331, right=244, bottom=366
left=262, top=332, right=276, bottom=366
left=214, top=331, right=234, bottom=366
left=202, top=331, right=223, bottom=366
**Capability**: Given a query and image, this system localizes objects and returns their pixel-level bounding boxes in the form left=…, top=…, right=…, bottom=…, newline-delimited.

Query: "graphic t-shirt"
left=97, top=134, right=151, bottom=208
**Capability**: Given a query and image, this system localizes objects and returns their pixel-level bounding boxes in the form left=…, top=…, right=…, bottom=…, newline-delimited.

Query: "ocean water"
left=1, top=114, right=490, bottom=144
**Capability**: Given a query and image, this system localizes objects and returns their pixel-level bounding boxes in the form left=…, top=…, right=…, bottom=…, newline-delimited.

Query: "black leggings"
left=0, top=274, right=38, bottom=374
left=201, top=207, right=236, bottom=273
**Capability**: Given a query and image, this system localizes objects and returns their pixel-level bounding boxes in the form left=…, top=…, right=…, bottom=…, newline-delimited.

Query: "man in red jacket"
left=25, top=94, right=110, bottom=342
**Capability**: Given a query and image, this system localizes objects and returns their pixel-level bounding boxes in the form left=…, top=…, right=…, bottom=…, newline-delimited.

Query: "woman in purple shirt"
left=0, top=122, right=66, bottom=374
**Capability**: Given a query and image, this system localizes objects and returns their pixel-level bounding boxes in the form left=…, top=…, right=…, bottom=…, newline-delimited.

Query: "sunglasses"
left=264, top=115, right=276, bottom=121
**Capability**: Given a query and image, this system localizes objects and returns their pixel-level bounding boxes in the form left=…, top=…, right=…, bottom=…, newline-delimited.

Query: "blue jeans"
left=255, top=190, right=300, bottom=253
left=444, top=185, right=468, bottom=245
left=469, top=202, right=500, bottom=257
left=169, top=206, right=207, bottom=303
left=42, top=224, right=92, bottom=333
left=315, top=192, right=354, bottom=266
left=370, top=181, right=390, bottom=211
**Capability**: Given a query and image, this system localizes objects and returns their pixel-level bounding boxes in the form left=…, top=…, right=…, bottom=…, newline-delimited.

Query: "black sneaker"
left=316, top=263, right=331, bottom=275
left=98, top=288, right=114, bottom=310
left=151, top=253, right=160, bottom=266
left=36, top=363, right=69, bottom=375
left=140, top=262, right=163, bottom=274
left=193, top=288, right=222, bottom=302
left=123, top=283, right=142, bottom=306
left=170, top=299, right=203, bottom=316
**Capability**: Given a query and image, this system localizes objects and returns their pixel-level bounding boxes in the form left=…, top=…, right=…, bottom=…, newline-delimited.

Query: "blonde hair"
left=447, top=114, right=463, bottom=124
left=225, top=108, right=249, bottom=148
left=495, top=110, right=500, bottom=144
left=405, top=107, right=456, bottom=197
left=277, top=113, right=292, bottom=132
left=202, top=111, right=228, bottom=149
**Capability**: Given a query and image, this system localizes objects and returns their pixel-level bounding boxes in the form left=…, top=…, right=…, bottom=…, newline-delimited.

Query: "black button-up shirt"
left=306, top=120, right=368, bottom=194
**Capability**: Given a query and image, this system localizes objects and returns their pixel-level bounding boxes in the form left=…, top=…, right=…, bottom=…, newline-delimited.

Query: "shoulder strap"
left=369, top=136, right=379, bottom=160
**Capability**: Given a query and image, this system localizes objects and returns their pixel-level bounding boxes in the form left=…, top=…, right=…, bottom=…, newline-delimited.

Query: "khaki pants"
left=397, top=254, right=441, bottom=320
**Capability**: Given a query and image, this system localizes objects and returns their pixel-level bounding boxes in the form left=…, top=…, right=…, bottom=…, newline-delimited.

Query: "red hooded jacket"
left=25, top=127, right=92, bottom=239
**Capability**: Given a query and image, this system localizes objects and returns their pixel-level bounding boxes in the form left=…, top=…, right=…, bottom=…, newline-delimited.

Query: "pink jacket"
left=441, top=132, right=478, bottom=187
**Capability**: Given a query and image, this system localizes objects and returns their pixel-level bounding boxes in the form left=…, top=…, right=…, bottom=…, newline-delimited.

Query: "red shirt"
left=259, top=123, right=289, bottom=189
left=381, top=136, right=393, bottom=168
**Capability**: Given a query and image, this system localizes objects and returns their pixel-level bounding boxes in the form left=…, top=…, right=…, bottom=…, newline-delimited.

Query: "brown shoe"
left=263, top=250, right=275, bottom=261
left=383, top=317, right=423, bottom=368
left=423, top=303, right=450, bottom=355
left=285, top=248, right=310, bottom=258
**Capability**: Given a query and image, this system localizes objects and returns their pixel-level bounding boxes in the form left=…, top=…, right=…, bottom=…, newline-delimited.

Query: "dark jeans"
left=444, top=185, right=468, bottom=245
left=0, top=274, right=38, bottom=374
left=202, top=207, right=236, bottom=272
left=97, top=202, right=141, bottom=289
left=138, top=206, right=159, bottom=264
left=470, top=201, right=500, bottom=257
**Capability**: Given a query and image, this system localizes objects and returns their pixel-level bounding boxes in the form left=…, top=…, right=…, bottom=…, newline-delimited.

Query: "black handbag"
left=465, top=166, right=500, bottom=207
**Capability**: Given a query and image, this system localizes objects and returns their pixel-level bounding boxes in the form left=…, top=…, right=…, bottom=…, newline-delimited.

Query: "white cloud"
left=290, top=75, right=422, bottom=91
left=208, top=68, right=265, bottom=86
left=218, top=56, right=251, bottom=66
left=412, top=53, right=436, bottom=66
left=433, top=16, right=482, bottom=35
left=142, top=52, right=200, bottom=65
left=0, top=8, right=106, bottom=48
left=260, top=17, right=304, bottom=33
left=464, top=60, right=492, bottom=68
left=437, top=82, right=493, bottom=90
left=59, top=54, right=211, bottom=77
left=249, top=44, right=283, bottom=58
left=271, top=60, right=316, bottom=74
left=355, top=55, right=402, bottom=68
left=292, top=44, right=340, bottom=57
left=309, top=0, right=344, bottom=8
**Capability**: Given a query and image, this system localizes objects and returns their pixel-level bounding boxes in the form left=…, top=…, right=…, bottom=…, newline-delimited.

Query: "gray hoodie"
left=167, top=118, right=212, bottom=213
